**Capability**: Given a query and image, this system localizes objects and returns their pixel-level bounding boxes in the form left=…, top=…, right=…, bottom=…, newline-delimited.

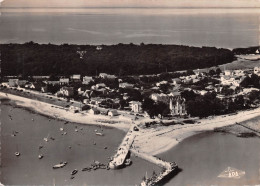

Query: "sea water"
left=0, top=8, right=259, bottom=48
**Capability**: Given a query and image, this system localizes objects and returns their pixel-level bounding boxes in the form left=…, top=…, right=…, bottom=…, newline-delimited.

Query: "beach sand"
left=133, top=108, right=260, bottom=155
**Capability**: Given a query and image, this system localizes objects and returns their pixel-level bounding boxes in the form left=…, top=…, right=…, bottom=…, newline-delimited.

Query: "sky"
left=1, top=0, right=260, bottom=8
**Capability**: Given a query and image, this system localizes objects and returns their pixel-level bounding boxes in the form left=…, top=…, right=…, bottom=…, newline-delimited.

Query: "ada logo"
left=218, top=167, right=245, bottom=179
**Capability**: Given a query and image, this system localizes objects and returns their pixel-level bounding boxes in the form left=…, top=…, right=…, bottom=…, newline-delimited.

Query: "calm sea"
left=0, top=100, right=160, bottom=185
left=1, top=98, right=260, bottom=185
left=0, top=8, right=259, bottom=48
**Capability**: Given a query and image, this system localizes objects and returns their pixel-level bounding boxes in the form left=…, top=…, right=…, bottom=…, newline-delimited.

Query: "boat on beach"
left=125, top=159, right=132, bottom=166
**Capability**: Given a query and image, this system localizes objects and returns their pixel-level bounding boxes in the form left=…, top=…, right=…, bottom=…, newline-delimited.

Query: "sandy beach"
left=133, top=108, right=260, bottom=156
left=0, top=92, right=131, bottom=131
left=1, top=92, right=260, bottom=156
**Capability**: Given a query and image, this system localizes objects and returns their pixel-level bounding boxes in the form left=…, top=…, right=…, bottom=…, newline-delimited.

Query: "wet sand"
left=0, top=99, right=160, bottom=185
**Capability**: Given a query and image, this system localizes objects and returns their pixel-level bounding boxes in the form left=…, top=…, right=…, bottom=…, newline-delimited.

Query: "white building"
left=150, top=93, right=169, bottom=104
left=169, top=96, right=187, bottom=116
left=82, top=76, right=93, bottom=84
left=119, top=82, right=134, bottom=89
left=129, top=101, right=142, bottom=113
left=156, top=81, right=168, bottom=87
left=89, top=108, right=100, bottom=115
left=8, top=79, right=27, bottom=87
left=108, top=110, right=119, bottom=117
left=59, top=78, right=69, bottom=85
left=70, top=74, right=81, bottom=80
left=224, top=70, right=232, bottom=76
left=99, top=73, right=116, bottom=79
left=254, top=67, right=260, bottom=76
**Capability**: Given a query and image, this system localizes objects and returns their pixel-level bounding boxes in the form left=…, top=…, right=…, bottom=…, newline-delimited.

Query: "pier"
left=109, top=126, right=136, bottom=169
left=131, top=149, right=178, bottom=186
left=130, top=149, right=172, bottom=169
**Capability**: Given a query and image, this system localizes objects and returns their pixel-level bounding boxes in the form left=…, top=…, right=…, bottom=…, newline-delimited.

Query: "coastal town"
left=1, top=50, right=260, bottom=185
left=1, top=54, right=260, bottom=121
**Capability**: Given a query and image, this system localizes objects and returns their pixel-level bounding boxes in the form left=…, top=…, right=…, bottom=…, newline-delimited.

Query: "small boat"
left=71, top=169, right=78, bottom=175
left=38, top=154, right=44, bottom=159
left=94, top=129, right=98, bottom=132
left=125, top=159, right=132, bottom=166
left=31, top=118, right=34, bottom=121
left=104, top=147, right=107, bottom=149
left=53, top=162, right=67, bottom=169
left=70, top=176, right=74, bottom=179
left=60, top=128, right=64, bottom=131
left=15, top=152, right=20, bottom=156
left=44, top=133, right=50, bottom=142
left=82, top=167, right=92, bottom=172
left=75, top=129, right=78, bottom=132
left=96, top=133, right=104, bottom=136
left=39, top=145, right=43, bottom=149
left=63, top=132, right=67, bottom=135
left=50, top=137, right=55, bottom=140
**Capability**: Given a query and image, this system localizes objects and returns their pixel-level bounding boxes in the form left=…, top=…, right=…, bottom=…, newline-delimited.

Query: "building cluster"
left=1, top=66, right=260, bottom=119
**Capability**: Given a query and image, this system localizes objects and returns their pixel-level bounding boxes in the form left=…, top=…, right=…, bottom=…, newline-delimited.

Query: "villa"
left=169, top=96, right=187, bottom=116
left=59, top=87, right=74, bottom=97
left=129, top=101, right=142, bottom=113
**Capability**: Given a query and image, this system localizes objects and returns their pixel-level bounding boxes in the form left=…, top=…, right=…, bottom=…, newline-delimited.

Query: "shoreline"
left=133, top=107, right=260, bottom=156
left=1, top=91, right=260, bottom=156
left=0, top=92, right=130, bottom=132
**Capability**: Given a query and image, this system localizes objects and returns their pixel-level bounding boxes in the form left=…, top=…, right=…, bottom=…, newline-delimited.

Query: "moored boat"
left=96, top=132, right=104, bottom=136
left=53, top=162, right=67, bottom=169
left=71, top=169, right=78, bottom=175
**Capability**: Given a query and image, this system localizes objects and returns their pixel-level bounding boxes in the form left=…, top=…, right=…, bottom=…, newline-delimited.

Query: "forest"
left=0, top=42, right=234, bottom=77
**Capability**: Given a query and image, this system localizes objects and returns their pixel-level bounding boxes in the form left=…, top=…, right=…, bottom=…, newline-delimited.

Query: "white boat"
left=75, top=129, right=78, bottom=132
left=125, top=159, right=132, bottom=166
left=96, top=132, right=104, bottom=136
left=15, top=152, right=20, bottom=156
left=38, top=154, right=44, bottom=159
left=53, top=162, right=67, bottom=169
left=60, top=128, right=64, bottom=131
left=44, top=133, right=50, bottom=142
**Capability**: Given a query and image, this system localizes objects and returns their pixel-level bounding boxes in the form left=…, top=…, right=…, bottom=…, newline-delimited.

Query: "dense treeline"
left=232, top=46, right=260, bottom=55
left=0, top=42, right=234, bottom=77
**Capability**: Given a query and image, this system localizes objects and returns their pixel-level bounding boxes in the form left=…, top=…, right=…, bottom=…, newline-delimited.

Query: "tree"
left=186, top=69, right=195, bottom=76
left=155, top=102, right=169, bottom=118
left=181, top=90, right=197, bottom=101
left=142, top=98, right=156, bottom=117
left=216, top=68, right=222, bottom=76
left=209, top=69, right=216, bottom=76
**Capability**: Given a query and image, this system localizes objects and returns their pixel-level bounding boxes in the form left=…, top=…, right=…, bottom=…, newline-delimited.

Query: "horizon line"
left=1, top=6, right=260, bottom=9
